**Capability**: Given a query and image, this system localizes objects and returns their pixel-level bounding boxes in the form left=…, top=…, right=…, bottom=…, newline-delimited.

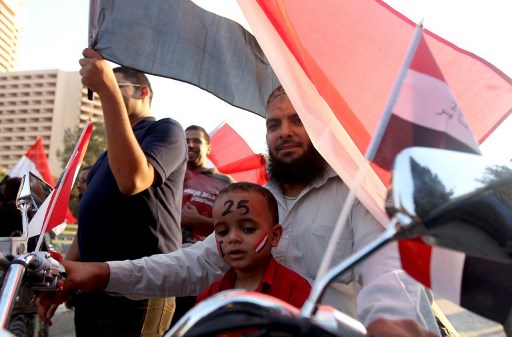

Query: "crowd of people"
left=33, top=47, right=450, bottom=337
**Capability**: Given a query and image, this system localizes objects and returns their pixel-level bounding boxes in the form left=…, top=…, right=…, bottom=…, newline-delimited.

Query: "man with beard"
left=39, top=86, right=440, bottom=337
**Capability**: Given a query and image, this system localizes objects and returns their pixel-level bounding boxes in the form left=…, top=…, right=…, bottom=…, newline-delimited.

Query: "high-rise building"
left=0, top=0, right=24, bottom=72
left=0, top=69, right=103, bottom=176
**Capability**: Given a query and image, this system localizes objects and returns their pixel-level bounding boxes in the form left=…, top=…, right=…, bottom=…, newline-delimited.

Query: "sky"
left=16, top=0, right=268, bottom=153
left=16, top=0, right=512, bottom=160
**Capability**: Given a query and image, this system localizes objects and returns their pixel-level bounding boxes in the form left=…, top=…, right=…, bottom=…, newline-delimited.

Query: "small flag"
left=29, top=121, right=93, bottom=239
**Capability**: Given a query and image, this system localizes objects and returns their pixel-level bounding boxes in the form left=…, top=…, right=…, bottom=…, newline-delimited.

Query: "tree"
left=57, top=121, right=107, bottom=216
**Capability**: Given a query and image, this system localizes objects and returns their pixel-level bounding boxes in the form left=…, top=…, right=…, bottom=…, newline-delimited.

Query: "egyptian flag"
left=28, top=121, right=93, bottom=239
left=372, top=31, right=478, bottom=310
left=372, top=33, right=481, bottom=169
left=208, top=122, right=267, bottom=185
left=7, top=137, right=76, bottom=225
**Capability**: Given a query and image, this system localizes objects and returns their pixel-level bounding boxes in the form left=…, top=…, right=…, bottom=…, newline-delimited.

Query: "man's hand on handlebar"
left=37, top=260, right=110, bottom=325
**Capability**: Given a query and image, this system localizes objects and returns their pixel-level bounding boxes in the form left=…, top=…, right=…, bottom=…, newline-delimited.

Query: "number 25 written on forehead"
left=222, top=199, right=249, bottom=216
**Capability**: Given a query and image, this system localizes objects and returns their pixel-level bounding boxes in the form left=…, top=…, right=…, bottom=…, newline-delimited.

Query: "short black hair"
left=113, top=66, right=153, bottom=104
left=216, top=182, right=278, bottom=225
left=185, top=125, right=210, bottom=144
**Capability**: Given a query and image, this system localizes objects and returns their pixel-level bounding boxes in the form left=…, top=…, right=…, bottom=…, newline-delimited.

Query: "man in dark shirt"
left=66, top=49, right=187, bottom=337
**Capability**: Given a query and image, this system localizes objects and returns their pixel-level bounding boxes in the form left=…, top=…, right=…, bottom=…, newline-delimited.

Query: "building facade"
left=0, top=0, right=24, bottom=72
left=0, top=69, right=103, bottom=176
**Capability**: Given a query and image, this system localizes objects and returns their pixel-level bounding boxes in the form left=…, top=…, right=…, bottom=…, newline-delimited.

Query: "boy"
left=196, top=182, right=311, bottom=309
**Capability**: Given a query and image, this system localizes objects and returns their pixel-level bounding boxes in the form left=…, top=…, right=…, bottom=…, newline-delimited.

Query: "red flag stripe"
left=398, top=239, right=432, bottom=288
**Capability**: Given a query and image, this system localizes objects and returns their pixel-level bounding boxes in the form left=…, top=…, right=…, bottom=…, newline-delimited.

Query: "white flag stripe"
left=429, top=247, right=465, bottom=304
left=7, top=156, right=41, bottom=180
left=395, top=69, right=480, bottom=151
left=28, top=189, right=54, bottom=238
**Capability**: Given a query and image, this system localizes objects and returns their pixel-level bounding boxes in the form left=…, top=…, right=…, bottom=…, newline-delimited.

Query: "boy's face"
left=213, top=190, right=282, bottom=272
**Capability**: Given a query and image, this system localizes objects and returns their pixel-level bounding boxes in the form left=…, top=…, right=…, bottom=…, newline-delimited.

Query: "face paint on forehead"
left=254, top=234, right=269, bottom=253
left=221, top=199, right=250, bottom=216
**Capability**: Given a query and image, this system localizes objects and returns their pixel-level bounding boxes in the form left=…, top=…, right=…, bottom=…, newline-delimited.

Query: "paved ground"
left=48, top=300, right=508, bottom=337
left=47, top=306, right=74, bottom=337
left=436, top=298, right=508, bottom=337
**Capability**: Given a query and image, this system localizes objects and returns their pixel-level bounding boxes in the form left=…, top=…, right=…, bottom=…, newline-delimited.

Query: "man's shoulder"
left=200, top=169, right=235, bottom=185
left=136, top=117, right=186, bottom=146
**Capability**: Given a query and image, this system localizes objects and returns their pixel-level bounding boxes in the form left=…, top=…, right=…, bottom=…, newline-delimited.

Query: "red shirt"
left=196, top=256, right=311, bottom=309
left=182, top=169, right=232, bottom=242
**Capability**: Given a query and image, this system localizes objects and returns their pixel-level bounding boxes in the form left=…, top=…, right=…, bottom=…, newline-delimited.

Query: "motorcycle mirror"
left=15, top=173, right=33, bottom=210
left=16, top=173, right=53, bottom=219
left=387, top=147, right=512, bottom=263
left=15, top=173, right=54, bottom=238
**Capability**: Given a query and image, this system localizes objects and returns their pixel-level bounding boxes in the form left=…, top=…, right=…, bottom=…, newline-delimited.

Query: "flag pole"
left=34, top=120, right=93, bottom=252
left=315, top=22, right=424, bottom=280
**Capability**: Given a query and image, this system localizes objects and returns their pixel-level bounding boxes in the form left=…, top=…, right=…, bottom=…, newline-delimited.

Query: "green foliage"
left=58, top=122, right=106, bottom=170
left=57, top=121, right=107, bottom=217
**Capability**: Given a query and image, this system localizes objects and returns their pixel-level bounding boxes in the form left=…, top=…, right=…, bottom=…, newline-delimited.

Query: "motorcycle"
left=0, top=173, right=66, bottom=337
left=166, top=147, right=512, bottom=337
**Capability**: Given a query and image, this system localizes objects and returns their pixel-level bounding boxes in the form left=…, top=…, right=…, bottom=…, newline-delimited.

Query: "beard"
left=267, top=141, right=327, bottom=185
